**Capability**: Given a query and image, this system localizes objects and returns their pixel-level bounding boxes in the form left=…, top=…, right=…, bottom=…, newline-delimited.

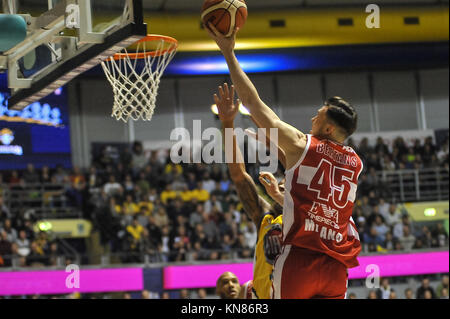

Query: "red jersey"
left=242, top=280, right=255, bottom=299
left=283, top=134, right=362, bottom=268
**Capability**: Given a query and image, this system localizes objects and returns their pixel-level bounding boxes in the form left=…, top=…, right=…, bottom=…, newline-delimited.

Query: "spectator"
left=191, top=241, right=208, bottom=261
left=131, top=142, right=148, bottom=173
left=136, top=206, right=150, bottom=228
left=52, top=165, right=68, bottom=184
left=358, top=137, right=373, bottom=158
left=383, top=232, right=396, bottom=251
left=373, top=215, right=389, bottom=242
left=0, top=195, right=10, bottom=222
left=363, top=227, right=384, bottom=248
left=126, top=218, right=144, bottom=259
left=393, top=215, right=413, bottom=240
left=204, top=195, right=223, bottom=215
left=23, top=164, right=40, bottom=184
left=432, top=222, right=449, bottom=248
left=136, top=172, right=150, bottom=196
left=202, top=213, right=220, bottom=245
left=202, top=172, right=216, bottom=194
left=154, top=207, right=169, bottom=229
left=161, top=291, right=170, bottom=299
left=376, top=278, right=392, bottom=299
left=146, top=217, right=162, bottom=252
left=440, top=287, right=449, bottom=299
left=0, top=219, right=17, bottom=243
left=399, top=225, right=416, bottom=251
left=47, top=242, right=61, bottom=266
left=172, top=226, right=190, bottom=255
left=404, top=288, right=414, bottom=299
left=122, top=174, right=135, bottom=195
left=423, top=290, right=433, bottom=300
left=196, top=288, right=207, bottom=299
left=103, top=175, right=123, bottom=197
left=40, top=166, right=51, bottom=184
left=436, top=275, right=449, bottom=299
left=160, top=225, right=171, bottom=262
left=418, top=226, right=435, bottom=248
left=141, top=290, right=151, bottom=299
left=389, top=290, right=397, bottom=299
left=437, top=139, right=449, bottom=163
left=15, top=230, right=30, bottom=257
left=8, top=170, right=21, bottom=186
left=367, top=290, right=378, bottom=299
left=378, top=198, right=390, bottom=220
left=385, top=204, right=401, bottom=229
left=0, top=230, right=12, bottom=267
left=179, top=289, right=190, bottom=299
left=244, top=223, right=257, bottom=249
left=380, top=154, right=396, bottom=171
left=122, top=195, right=139, bottom=217
left=190, top=182, right=210, bottom=202
left=86, top=166, right=101, bottom=189
left=160, top=185, right=177, bottom=205
left=347, top=293, right=357, bottom=299
left=210, top=182, right=225, bottom=201
left=189, top=204, right=204, bottom=230
left=416, top=278, right=436, bottom=299
left=26, top=241, right=47, bottom=267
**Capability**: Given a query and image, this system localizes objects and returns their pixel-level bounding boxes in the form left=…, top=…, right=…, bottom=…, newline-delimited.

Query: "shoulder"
left=242, top=280, right=254, bottom=299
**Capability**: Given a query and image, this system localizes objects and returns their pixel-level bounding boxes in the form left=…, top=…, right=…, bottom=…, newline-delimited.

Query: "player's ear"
left=325, top=122, right=334, bottom=135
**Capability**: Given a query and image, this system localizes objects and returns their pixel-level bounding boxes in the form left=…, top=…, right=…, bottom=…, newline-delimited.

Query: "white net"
left=100, top=37, right=177, bottom=122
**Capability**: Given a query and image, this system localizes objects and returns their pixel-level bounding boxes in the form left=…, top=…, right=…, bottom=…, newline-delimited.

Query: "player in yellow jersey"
left=214, top=84, right=285, bottom=299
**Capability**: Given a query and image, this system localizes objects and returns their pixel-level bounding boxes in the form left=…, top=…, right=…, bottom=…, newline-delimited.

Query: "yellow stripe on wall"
left=134, top=6, right=448, bottom=51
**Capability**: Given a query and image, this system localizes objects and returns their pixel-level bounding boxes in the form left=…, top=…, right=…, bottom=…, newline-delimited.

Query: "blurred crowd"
left=0, top=134, right=448, bottom=267
left=1, top=274, right=448, bottom=300
left=359, top=274, right=449, bottom=300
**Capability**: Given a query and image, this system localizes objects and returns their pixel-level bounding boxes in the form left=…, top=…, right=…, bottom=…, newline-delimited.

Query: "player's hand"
left=259, top=172, right=282, bottom=199
left=205, top=22, right=238, bottom=54
left=214, top=83, right=240, bottom=125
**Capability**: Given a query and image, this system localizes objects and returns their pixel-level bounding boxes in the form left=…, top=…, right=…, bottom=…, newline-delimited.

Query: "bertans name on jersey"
left=316, top=142, right=358, bottom=167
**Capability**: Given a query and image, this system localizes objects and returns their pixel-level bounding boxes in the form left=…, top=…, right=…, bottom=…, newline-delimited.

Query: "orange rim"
left=109, top=34, right=178, bottom=61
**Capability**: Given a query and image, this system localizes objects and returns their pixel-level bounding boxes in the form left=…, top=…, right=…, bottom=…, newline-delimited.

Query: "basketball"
left=201, top=0, right=248, bottom=37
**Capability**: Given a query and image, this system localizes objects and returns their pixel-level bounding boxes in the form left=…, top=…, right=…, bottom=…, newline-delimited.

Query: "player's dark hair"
left=324, top=97, right=358, bottom=137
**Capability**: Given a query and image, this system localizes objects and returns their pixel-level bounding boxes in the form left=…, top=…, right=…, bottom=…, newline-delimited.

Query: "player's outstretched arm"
left=215, top=84, right=270, bottom=226
left=259, top=172, right=284, bottom=206
left=206, top=23, right=307, bottom=169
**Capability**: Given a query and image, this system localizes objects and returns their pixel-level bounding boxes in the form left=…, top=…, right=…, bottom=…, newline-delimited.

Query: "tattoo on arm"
left=234, top=174, right=270, bottom=226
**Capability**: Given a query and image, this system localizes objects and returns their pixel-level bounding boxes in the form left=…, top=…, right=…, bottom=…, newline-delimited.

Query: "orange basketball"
left=201, top=0, right=248, bottom=37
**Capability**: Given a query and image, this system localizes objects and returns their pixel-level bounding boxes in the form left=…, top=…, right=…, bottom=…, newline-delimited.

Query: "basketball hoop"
left=101, top=34, right=178, bottom=122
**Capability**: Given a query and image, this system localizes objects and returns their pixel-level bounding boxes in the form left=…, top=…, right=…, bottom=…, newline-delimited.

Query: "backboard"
left=0, top=0, right=147, bottom=110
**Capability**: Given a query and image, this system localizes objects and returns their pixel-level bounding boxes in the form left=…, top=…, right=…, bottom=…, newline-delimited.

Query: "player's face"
left=217, top=273, right=241, bottom=299
left=310, top=106, right=331, bottom=137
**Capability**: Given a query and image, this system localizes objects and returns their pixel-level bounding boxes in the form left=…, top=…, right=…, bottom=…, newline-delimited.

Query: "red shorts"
left=272, top=245, right=348, bottom=299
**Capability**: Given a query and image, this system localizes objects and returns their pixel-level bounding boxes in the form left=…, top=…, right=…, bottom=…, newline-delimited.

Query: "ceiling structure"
left=13, top=0, right=450, bottom=13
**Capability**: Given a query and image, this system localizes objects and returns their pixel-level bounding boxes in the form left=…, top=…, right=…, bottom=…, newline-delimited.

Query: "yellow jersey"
left=252, top=212, right=283, bottom=299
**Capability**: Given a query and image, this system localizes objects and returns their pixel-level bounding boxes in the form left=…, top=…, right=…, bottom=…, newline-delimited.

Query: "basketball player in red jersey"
left=206, top=24, right=362, bottom=299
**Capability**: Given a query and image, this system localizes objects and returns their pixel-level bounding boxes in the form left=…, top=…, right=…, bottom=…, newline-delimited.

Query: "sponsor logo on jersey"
left=307, top=201, right=339, bottom=229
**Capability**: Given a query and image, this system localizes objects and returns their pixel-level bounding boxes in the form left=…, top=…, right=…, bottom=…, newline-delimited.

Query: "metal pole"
left=415, top=170, right=421, bottom=201
left=2, top=0, right=18, bottom=14
left=436, top=169, right=441, bottom=201
left=399, top=172, right=405, bottom=202
left=127, top=119, right=135, bottom=144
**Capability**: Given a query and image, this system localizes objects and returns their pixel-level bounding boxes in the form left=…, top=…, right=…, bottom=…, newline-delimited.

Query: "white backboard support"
left=0, top=0, right=146, bottom=110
